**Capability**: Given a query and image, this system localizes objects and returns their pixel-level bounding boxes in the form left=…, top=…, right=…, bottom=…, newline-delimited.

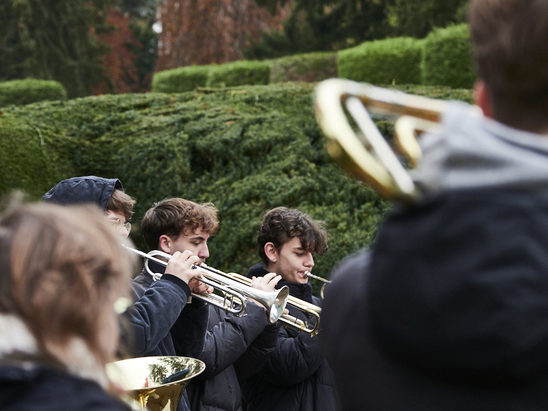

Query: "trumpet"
left=231, top=271, right=323, bottom=336
left=125, top=246, right=289, bottom=324
left=314, top=78, right=447, bottom=201
left=305, top=271, right=331, bottom=299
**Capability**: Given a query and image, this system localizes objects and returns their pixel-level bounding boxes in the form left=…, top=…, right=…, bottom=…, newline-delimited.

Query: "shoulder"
left=0, top=366, right=128, bottom=411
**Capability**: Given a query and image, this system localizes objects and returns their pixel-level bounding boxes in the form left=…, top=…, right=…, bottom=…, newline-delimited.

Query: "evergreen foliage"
left=0, top=0, right=114, bottom=98
left=0, top=79, right=67, bottom=107
left=422, top=24, right=475, bottom=88
left=337, top=37, right=423, bottom=85
left=0, top=83, right=472, bottom=289
left=246, top=1, right=389, bottom=59
left=206, top=61, right=272, bottom=88
left=270, top=52, right=337, bottom=83
left=151, top=65, right=212, bottom=92
left=384, top=0, right=467, bottom=38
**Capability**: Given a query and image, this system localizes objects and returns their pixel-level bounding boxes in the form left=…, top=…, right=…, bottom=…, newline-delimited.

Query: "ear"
left=158, top=235, right=171, bottom=254
left=264, top=242, right=278, bottom=263
left=474, top=80, right=493, bottom=119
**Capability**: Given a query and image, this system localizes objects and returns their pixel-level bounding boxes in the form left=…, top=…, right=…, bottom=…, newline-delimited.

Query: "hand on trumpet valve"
left=249, top=273, right=283, bottom=310
left=165, top=250, right=203, bottom=284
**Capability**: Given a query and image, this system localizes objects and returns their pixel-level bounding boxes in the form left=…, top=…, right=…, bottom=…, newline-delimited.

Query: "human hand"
left=251, top=272, right=282, bottom=292
left=188, top=277, right=213, bottom=294
left=165, top=250, right=202, bottom=284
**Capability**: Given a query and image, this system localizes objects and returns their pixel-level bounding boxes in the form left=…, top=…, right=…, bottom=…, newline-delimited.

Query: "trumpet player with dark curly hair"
left=322, top=0, right=548, bottom=410
left=243, top=206, right=337, bottom=411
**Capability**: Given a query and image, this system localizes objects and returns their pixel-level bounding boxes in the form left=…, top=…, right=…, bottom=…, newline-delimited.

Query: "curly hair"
left=257, top=207, right=328, bottom=265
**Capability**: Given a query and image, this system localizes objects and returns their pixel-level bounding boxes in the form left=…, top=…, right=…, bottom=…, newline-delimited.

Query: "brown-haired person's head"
left=257, top=207, right=328, bottom=284
left=0, top=202, right=133, bottom=386
left=468, top=0, right=548, bottom=133
left=141, top=198, right=219, bottom=262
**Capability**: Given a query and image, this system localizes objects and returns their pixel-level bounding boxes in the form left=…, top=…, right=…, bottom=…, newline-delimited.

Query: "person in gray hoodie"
left=322, top=0, right=548, bottom=410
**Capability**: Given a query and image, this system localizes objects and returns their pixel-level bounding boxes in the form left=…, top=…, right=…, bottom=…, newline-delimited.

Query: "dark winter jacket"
left=0, top=314, right=129, bottom=411
left=127, top=261, right=209, bottom=411
left=242, top=263, right=337, bottom=411
left=322, top=101, right=548, bottom=410
left=42, top=175, right=123, bottom=211
left=0, top=365, right=129, bottom=411
left=126, top=261, right=208, bottom=359
left=187, top=285, right=280, bottom=411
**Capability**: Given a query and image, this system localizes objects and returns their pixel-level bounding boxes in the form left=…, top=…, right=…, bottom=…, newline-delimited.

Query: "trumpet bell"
left=107, top=356, right=205, bottom=411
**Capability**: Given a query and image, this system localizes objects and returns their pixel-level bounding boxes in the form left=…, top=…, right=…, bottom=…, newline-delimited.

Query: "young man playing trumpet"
left=139, top=197, right=283, bottom=411
left=244, top=206, right=337, bottom=411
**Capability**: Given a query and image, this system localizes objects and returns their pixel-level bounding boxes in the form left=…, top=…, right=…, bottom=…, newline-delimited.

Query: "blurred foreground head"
left=0, top=202, right=133, bottom=382
left=468, top=0, right=548, bottom=132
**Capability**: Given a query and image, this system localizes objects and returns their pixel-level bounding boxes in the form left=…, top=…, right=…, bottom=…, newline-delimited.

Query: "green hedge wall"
left=0, top=83, right=472, bottom=291
left=0, top=79, right=67, bottom=107
left=337, top=37, right=423, bottom=85
left=151, top=65, right=212, bottom=93
left=422, top=24, right=475, bottom=88
left=206, top=60, right=271, bottom=87
left=270, top=52, right=337, bottom=83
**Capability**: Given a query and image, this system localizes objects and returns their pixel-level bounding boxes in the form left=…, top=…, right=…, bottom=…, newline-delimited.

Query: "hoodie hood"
left=412, top=101, right=548, bottom=194
left=42, top=176, right=123, bottom=211
left=367, top=102, right=548, bottom=383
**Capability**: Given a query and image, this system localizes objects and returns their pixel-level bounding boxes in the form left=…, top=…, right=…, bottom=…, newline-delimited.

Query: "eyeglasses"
left=107, top=217, right=131, bottom=234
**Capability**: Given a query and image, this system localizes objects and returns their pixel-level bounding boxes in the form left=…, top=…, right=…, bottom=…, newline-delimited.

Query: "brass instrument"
left=230, top=271, right=322, bottom=336
left=125, top=246, right=289, bottom=324
left=107, top=356, right=205, bottom=411
left=305, top=271, right=331, bottom=299
left=314, top=78, right=447, bottom=201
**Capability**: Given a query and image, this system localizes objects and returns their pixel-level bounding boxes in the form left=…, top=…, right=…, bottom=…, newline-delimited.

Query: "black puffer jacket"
left=187, top=295, right=279, bottom=411
left=242, top=264, right=337, bottom=411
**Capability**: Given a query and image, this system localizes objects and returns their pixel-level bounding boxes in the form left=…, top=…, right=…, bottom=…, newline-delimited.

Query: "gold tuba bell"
left=107, top=356, right=205, bottom=411
left=314, top=78, right=448, bottom=201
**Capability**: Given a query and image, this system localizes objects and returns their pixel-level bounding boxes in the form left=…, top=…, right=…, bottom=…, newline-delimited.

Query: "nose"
left=304, top=252, right=314, bottom=268
left=198, top=243, right=210, bottom=261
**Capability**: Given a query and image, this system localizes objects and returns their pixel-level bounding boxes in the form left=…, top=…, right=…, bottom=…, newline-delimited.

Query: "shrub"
left=206, top=60, right=271, bottom=88
left=422, top=24, right=475, bottom=88
left=0, top=79, right=67, bottom=107
left=337, top=37, right=423, bottom=85
left=270, top=52, right=337, bottom=83
left=0, top=83, right=470, bottom=291
left=151, top=65, right=212, bottom=93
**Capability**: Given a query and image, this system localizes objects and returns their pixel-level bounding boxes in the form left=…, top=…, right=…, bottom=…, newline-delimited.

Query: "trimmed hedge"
left=0, top=79, right=67, bottom=107
left=0, top=83, right=471, bottom=291
left=206, top=60, right=271, bottom=87
left=151, top=65, right=212, bottom=93
left=422, top=24, right=475, bottom=88
left=270, top=52, right=338, bottom=83
left=337, top=37, right=423, bottom=85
